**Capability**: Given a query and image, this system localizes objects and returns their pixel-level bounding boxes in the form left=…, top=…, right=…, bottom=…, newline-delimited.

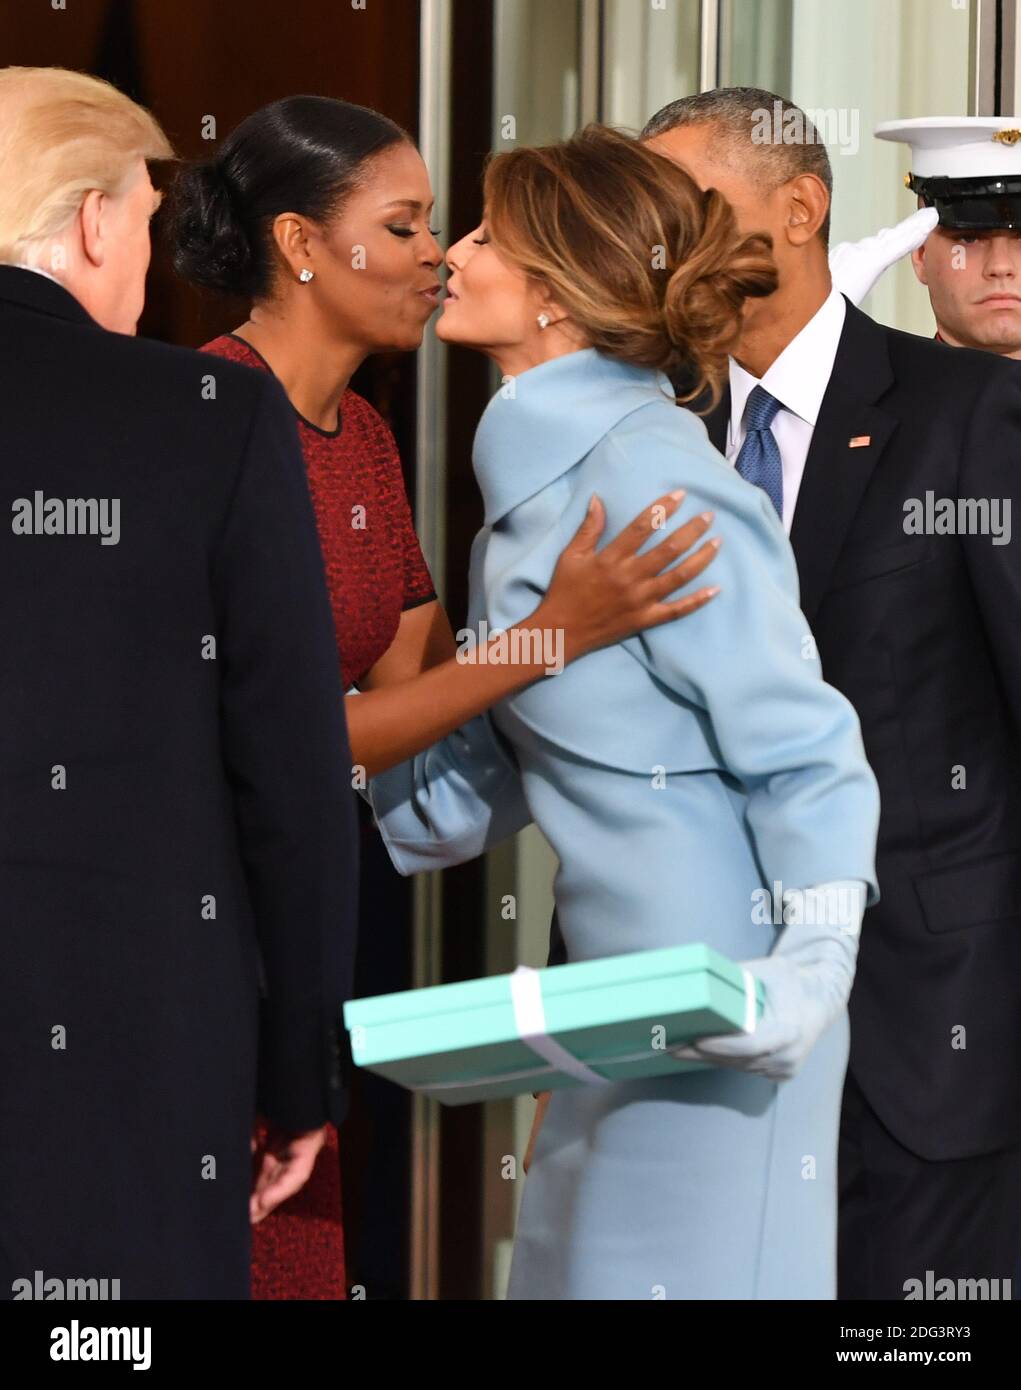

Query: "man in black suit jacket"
left=541, top=88, right=1021, bottom=1299
left=0, top=70, right=357, bottom=1298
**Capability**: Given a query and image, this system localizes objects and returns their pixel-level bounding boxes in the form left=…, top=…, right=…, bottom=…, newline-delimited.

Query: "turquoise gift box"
left=343, top=943, right=765, bottom=1105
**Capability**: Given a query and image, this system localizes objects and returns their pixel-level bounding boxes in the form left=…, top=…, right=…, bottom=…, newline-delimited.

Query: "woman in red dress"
left=199, top=331, right=435, bottom=1298
left=170, top=96, right=721, bottom=1299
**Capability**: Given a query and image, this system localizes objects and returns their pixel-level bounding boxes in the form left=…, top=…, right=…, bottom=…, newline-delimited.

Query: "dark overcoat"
left=0, top=267, right=358, bottom=1299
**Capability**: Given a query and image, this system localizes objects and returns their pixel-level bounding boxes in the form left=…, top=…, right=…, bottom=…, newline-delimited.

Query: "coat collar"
left=788, top=300, right=896, bottom=621
left=699, top=388, right=729, bottom=453
left=0, top=264, right=98, bottom=328
left=473, top=347, right=674, bottom=526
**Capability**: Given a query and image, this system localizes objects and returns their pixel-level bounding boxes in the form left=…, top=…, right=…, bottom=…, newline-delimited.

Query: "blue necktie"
left=735, top=385, right=783, bottom=519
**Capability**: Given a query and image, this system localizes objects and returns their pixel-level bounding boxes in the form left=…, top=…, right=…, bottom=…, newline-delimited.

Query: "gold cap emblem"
left=992, top=128, right=1021, bottom=146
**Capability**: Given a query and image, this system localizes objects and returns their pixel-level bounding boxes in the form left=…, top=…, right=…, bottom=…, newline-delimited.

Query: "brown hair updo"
left=483, top=123, right=777, bottom=408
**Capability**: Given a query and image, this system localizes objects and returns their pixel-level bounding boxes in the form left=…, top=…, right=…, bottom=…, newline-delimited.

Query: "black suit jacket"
left=549, top=299, right=1021, bottom=1162
left=0, top=267, right=359, bottom=1297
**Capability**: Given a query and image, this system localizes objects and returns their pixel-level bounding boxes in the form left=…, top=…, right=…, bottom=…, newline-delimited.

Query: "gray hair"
left=642, top=87, right=833, bottom=245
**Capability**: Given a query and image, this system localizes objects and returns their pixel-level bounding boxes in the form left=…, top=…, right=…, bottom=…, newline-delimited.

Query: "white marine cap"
left=875, top=116, right=1021, bottom=228
left=875, top=116, right=1021, bottom=177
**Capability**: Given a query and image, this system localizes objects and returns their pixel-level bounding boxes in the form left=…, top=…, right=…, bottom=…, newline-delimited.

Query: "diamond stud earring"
left=299, top=268, right=315, bottom=283
left=537, top=312, right=550, bottom=329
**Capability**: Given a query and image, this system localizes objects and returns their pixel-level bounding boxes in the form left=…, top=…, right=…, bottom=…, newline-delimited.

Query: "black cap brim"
left=909, top=172, right=1021, bottom=229
left=931, top=196, right=1021, bottom=228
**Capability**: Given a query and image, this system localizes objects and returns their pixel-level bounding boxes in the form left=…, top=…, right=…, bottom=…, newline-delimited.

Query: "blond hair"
left=484, top=123, right=777, bottom=409
left=0, top=66, right=173, bottom=262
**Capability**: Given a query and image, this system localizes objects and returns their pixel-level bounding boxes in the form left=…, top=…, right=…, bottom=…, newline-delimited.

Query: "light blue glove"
left=670, top=880, right=865, bottom=1081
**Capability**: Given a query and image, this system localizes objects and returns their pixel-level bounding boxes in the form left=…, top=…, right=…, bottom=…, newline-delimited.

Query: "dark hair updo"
left=169, top=95, right=410, bottom=299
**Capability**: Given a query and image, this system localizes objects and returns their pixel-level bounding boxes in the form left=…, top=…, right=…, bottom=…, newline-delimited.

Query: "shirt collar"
left=728, top=284, right=846, bottom=441
left=473, top=347, right=674, bottom=526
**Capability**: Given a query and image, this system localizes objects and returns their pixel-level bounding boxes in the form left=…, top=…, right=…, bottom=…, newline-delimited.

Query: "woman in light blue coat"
left=364, top=125, right=881, bottom=1299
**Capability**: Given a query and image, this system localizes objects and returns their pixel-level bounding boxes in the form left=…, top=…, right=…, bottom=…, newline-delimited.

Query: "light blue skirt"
left=507, top=1010, right=849, bottom=1300
left=496, top=742, right=851, bottom=1300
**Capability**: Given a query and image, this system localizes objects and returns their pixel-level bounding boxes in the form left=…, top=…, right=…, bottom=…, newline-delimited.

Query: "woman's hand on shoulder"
left=538, top=490, right=721, bottom=664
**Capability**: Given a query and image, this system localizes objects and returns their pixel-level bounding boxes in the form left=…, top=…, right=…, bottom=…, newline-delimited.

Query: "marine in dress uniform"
left=876, top=116, right=1021, bottom=357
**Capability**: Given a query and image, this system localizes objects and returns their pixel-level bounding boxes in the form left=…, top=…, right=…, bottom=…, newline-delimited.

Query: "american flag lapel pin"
left=848, top=435, right=871, bottom=448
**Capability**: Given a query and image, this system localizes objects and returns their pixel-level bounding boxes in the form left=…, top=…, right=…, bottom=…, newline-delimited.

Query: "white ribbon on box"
left=509, top=964, right=611, bottom=1086
left=409, top=964, right=760, bottom=1096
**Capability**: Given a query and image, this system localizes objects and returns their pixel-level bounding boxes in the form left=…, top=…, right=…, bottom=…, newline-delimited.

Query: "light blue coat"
left=366, top=348, right=880, bottom=1299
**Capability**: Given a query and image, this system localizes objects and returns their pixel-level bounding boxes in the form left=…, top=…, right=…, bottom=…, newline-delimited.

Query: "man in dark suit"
left=0, top=68, right=358, bottom=1298
left=541, top=87, right=1021, bottom=1299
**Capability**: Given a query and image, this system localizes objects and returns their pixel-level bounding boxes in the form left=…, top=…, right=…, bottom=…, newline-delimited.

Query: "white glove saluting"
left=670, top=880, right=866, bottom=1082
left=828, top=207, right=939, bottom=305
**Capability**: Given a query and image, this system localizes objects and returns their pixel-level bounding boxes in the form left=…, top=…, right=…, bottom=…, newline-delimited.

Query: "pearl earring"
left=537, top=312, right=550, bottom=329
left=299, top=268, right=315, bottom=283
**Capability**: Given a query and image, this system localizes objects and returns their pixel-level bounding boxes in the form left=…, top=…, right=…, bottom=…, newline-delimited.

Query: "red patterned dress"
left=201, top=334, right=436, bottom=1299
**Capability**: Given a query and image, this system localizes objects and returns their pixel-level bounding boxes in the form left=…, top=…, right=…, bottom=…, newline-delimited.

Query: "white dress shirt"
left=725, top=285, right=846, bottom=535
